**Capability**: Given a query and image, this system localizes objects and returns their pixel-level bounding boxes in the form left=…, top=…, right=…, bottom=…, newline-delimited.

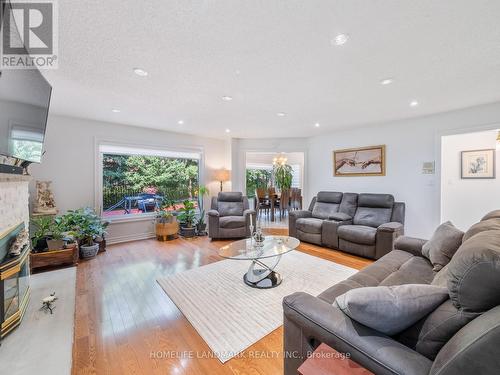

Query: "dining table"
left=256, top=192, right=302, bottom=222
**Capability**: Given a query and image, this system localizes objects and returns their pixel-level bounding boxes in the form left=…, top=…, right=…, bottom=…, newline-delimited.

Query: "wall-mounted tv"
left=0, top=0, right=52, bottom=165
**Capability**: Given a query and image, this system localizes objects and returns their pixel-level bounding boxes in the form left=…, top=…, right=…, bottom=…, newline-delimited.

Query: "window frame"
left=95, top=138, right=205, bottom=223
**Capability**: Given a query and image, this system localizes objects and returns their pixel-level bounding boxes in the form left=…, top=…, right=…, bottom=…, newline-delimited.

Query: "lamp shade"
left=214, top=168, right=230, bottom=182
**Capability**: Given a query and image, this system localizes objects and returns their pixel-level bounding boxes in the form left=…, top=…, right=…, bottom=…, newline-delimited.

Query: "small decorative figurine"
left=33, top=180, right=58, bottom=214
left=41, top=293, right=57, bottom=314
left=9, top=229, right=29, bottom=256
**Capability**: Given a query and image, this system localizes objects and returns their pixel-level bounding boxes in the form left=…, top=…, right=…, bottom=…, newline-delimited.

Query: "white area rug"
left=157, top=251, right=357, bottom=362
left=0, top=267, right=76, bottom=375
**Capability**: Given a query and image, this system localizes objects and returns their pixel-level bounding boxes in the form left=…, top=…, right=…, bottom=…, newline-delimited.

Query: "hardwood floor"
left=72, top=229, right=372, bottom=375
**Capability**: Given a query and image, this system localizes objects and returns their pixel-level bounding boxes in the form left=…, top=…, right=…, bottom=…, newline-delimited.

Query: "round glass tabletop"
left=219, top=235, right=300, bottom=260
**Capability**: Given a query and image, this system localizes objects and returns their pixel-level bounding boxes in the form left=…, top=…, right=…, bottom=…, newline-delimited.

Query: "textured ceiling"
left=42, top=0, right=500, bottom=139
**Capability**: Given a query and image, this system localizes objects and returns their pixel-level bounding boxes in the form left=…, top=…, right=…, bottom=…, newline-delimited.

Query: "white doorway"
left=441, top=129, right=500, bottom=230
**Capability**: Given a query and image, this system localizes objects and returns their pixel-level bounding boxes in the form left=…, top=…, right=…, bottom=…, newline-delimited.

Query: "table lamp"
left=214, top=168, right=230, bottom=191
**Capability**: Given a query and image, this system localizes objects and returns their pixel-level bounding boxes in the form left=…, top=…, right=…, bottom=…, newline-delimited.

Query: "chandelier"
left=497, top=130, right=500, bottom=143
left=273, top=153, right=288, bottom=166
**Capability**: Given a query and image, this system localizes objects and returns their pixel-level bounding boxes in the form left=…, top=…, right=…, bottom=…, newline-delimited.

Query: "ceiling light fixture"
left=277, top=112, right=286, bottom=117
left=380, top=78, right=394, bottom=85
left=177, top=120, right=184, bottom=125
left=410, top=100, right=419, bottom=107
left=225, top=128, right=231, bottom=133
left=315, top=123, right=320, bottom=128
left=332, top=33, right=349, bottom=46
left=133, top=68, right=148, bottom=77
left=111, top=109, right=121, bottom=113
left=222, top=96, right=233, bottom=101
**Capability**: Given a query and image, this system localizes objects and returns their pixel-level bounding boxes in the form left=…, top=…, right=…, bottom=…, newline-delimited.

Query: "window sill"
left=104, top=213, right=157, bottom=224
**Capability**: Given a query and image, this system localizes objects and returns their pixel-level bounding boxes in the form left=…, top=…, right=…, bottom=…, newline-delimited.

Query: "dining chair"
left=276, top=189, right=291, bottom=219
left=255, top=188, right=271, bottom=218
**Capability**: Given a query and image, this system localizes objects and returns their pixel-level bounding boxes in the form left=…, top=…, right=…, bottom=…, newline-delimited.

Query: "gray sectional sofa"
left=283, top=210, right=500, bottom=375
left=289, top=191, right=405, bottom=259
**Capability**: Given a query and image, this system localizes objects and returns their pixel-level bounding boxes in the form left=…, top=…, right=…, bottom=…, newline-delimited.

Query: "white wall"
left=306, top=102, right=500, bottom=239
left=30, top=114, right=230, bottom=243
left=441, top=130, right=500, bottom=230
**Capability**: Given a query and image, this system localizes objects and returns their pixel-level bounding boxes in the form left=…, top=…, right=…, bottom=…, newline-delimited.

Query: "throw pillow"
left=422, top=221, right=464, bottom=271
left=431, top=263, right=450, bottom=288
left=335, top=284, right=449, bottom=336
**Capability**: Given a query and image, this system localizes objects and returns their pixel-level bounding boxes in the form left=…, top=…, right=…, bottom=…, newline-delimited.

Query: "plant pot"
left=33, top=237, right=48, bottom=252
left=30, top=245, right=79, bottom=271
left=180, top=226, right=196, bottom=238
left=79, top=243, right=100, bottom=259
left=196, top=223, right=207, bottom=236
left=156, top=219, right=179, bottom=241
left=47, top=239, right=65, bottom=251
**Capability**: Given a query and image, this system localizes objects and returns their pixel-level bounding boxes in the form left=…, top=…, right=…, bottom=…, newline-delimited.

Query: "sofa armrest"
left=207, top=209, right=219, bottom=217
left=288, top=210, right=312, bottom=238
left=377, top=221, right=404, bottom=233
left=375, top=222, right=404, bottom=259
left=283, top=292, right=432, bottom=375
left=394, top=236, right=427, bottom=256
left=328, top=212, right=352, bottom=221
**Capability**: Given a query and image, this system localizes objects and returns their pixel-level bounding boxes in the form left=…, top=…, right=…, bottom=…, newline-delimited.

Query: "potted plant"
left=196, top=209, right=207, bottom=236
left=31, top=215, right=53, bottom=251
left=178, top=200, right=196, bottom=238
left=60, top=208, right=108, bottom=259
left=155, top=199, right=179, bottom=241
left=46, top=220, right=65, bottom=250
left=273, top=163, right=293, bottom=191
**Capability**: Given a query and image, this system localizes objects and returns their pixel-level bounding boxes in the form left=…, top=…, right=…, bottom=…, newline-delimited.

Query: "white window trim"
left=94, top=138, right=205, bottom=223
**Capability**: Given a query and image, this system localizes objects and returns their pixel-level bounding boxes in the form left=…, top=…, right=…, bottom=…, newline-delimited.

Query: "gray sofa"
left=289, top=191, right=405, bottom=259
left=208, top=192, right=256, bottom=240
left=283, top=210, right=500, bottom=375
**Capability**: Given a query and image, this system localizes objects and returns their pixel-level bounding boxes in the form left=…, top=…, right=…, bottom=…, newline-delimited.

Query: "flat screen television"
left=0, top=0, right=52, bottom=165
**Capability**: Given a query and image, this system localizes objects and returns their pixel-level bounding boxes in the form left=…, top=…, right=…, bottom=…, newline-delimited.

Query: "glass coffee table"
left=219, top=235, right=300, bottom=289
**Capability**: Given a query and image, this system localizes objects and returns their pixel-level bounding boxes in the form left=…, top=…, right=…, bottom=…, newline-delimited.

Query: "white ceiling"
left=43, top=0, right=500, bottom=139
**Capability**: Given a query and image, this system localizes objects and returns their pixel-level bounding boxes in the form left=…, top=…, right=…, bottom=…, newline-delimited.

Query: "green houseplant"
left=195, top=185, right=209, bottom=235
left=155, top=199, right=179, bottom=240
left=178, top=200, right=196, bottom=238
left=31, top=215, right=53, bottom=251
left=46, top=220, right=65, bottom=250
left=273, top=163, right=293, bottom=191
left=59, top=208, right=108, bottom=259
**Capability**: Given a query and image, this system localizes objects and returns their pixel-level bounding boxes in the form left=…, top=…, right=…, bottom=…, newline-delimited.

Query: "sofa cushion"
left=353, top=194, right=395, bottom=228
left=217, top=201, right=244, bottom=217
left=296, top=218, right=323, bottom=234
left=481, top=209, right=500, bottom=221
left=219, top=216, right=246, bottom=229
left=337, top=225, right=377, bottom=245
left=379, top=256, right=435, bottom=286
left=338, top=192, right=358, bottom=217
left=397, top=299, right=478, bottom=360
left=318, top=250, right=420, bottom=303
left=312, top=192, right=342, bottom=219
left=431, top=264, right=449, bottom=288
left=335, top=284, right=449, bottom=336
left=462, top=218, right=500, bottom=242
left=422, top=221, right=464, bottom=271
left=316, top=191, right=343, bottom=203
left=447, top=230, right=500, bottom=313
left=328, top=212, right=352, bottom=221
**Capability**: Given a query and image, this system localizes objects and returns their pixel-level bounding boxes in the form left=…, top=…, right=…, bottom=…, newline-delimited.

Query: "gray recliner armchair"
left=208, top=192, right=256, bottom=240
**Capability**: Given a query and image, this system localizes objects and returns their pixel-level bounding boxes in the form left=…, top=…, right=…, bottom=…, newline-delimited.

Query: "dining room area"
left=245, top=152, right=305, bottom=228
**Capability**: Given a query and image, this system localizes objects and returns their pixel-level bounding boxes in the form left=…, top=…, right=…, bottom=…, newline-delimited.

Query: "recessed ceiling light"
left=380, top=78, right=394, bottom=85
left=177, top=120, right=184, bottom=125
left=277, top=112, right=286, bottom=117
left=225, top=128, right=231, bottom=133
left=111, top=109, right=121, bottom=113
left=410, top=100, right=419, bottom=107
left=314, top=123, right=321, bottom=128
left=133, top=68, right=148, bottom=77
left=222, top=96, right=233, bottom=101
left=332, top=33, right=349, bottom=46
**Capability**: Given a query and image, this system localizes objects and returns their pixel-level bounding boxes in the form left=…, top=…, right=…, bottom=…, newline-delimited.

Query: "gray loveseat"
left=208, top=192, right=255, bottom=240
left=283, top=210, right=500, bottom=375
left=289, top=191, right=405, bottom=259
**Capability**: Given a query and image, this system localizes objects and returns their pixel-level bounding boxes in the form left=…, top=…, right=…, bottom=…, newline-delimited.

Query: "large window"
left=99, top=145, right=201, bottom=218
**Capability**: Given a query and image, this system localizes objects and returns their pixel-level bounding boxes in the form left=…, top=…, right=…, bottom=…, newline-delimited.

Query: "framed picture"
left=333, top=145, right=386, bottom=176
left=461, top=149, right=496, bottom=179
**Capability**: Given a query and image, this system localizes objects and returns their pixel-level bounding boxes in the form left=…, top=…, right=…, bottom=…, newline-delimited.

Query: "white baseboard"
left=107, top=231, right=156, bottom=245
